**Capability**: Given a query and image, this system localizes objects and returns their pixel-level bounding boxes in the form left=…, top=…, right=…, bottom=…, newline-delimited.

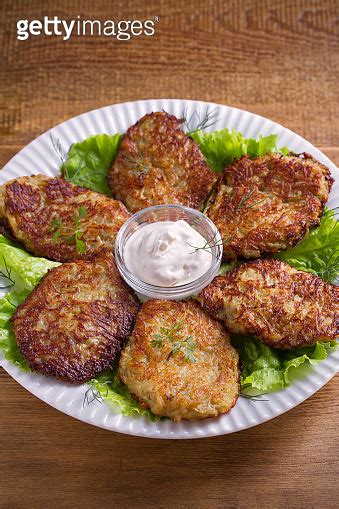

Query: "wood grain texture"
left=0, top=0, right=338, bottom=508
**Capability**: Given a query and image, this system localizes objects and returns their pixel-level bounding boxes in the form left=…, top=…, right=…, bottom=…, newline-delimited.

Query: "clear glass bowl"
left=115, top=204, right=223, bottom=300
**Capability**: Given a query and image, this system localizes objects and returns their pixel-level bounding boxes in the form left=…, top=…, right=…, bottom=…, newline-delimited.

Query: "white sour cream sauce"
left=124, top=220, right=212, bottom=287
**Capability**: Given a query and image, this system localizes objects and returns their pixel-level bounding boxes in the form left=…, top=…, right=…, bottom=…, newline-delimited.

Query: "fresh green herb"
left=152, top=320, right=197, bottom=362
left=83, top=379, right=111, bottom=407
left=188, top=231, right=231, bottom=257
left=0, top=256, right=15, bottom=289
left=50, top=133, right=67, bottom=164
left=168, top=335, right=197, bottom=362
left=151, top=336, right=163, bottom=348
left=235, top=188, right=255, bottom=210
left=151, top=321, right=183, bottom=348
left=319, top=248, right=339, bottom=282
left=181, top=106, right=220, bottom=135
left=240, top=392, right=269, bottom=402
left=121, top=152, right=151, bottom=176
left=235, top=188, right=266, bottom=211
left=49, top=206, right=88, bottom=254
left=181, top=336, right=197, bottom=362
left=49, top=217, right=63, bottom=242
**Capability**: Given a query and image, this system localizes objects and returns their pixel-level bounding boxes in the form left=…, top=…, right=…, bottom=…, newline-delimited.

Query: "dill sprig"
left=319, top=248, right=339, bottom=282
left=121, top=151, right=151, bottom=176
left=188, top=230, right=222, bottom=256
left=83, top=380, right=111, bottom=407
left=0, top=256, right=15, bottom=289
left=123, top=159, right=150, bottom=175
left=322, top=206, right=339, bottom=225
left=151, top=320, right=197, bottom=362
left=181, top=106, right=219, bottom=135
left=49, top=206, right=88, bottom=254
left=314, top=207, right=339, bottom=282
left=235, top=188, right=266, bottom=211
left=50, top=133, right=72, bottom=181
left=240, top=392, right=269, bottom=402
left=50, top=133, right=67, bottom=164
left=50, top=134, right=106, bottom=185
left=188, top=230, right=229, bottom=257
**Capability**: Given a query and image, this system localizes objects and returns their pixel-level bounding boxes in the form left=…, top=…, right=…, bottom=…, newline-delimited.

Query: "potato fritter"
left=206, top=153, right=333, bottom=261
left=12, top=252, right=140, bottom=382
left=118, top=300, right=239, bottom=421
left=108, top=112, right=217, bottom=213
left=0, top=175, right=130, bottom=262
left=198, top=259, right=338, bottom=349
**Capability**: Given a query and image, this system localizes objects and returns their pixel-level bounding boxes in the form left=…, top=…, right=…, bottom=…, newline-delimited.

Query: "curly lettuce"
left=90, top=370, right=156, bottom=419
left=236, top=336, right=337, bottom=393
left=274, top=208, right=339, bottom=283
left=0, top=292, right=30, bottom=371
left=191, top=128, right=288, bottom=172
left=61, top=133, right=121, bottom=196
left=0, top=235, right=60, bottom=291
left=0, top=235, right=59, bottom=369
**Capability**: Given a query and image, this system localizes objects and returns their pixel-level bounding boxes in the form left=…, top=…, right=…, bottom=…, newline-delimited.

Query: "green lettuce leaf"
left=274, top=208, right=339, bottom=282
left=236, top=336, right=337, bottom=393
left=0, top=235, right=60, bottom=291
left=0, top=291, right=30, bottom=370
left=191, top=128, right=288, bottom=172
left=61, top=133, right=122, bottom=196
left=88, top=370, right=157, bottom=420
left=0, top=235, right=60, bottom=368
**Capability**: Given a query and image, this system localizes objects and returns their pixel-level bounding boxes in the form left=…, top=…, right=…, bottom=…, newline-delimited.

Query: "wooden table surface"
left=0, top=1, right=338, bottom=507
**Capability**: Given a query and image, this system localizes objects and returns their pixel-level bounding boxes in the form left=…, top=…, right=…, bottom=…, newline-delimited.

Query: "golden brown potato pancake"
left=118, top=299, right=239, bottom=421
left=206, top=153, right=333, bottom=261
left=108, top=111, right=217, bottom=213
left=12, top=252, right=140, bottom=382
left=0, top=174, right=130, bottom=262
left=198, top=259, right=338, bottom=349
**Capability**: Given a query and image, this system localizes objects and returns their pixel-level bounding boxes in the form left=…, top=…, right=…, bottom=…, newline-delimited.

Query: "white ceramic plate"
left=0, top=99, right=338, bottom=439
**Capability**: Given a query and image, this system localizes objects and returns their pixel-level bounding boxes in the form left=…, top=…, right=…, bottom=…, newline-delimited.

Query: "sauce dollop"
left=124, top=220, right=212, bottom=287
